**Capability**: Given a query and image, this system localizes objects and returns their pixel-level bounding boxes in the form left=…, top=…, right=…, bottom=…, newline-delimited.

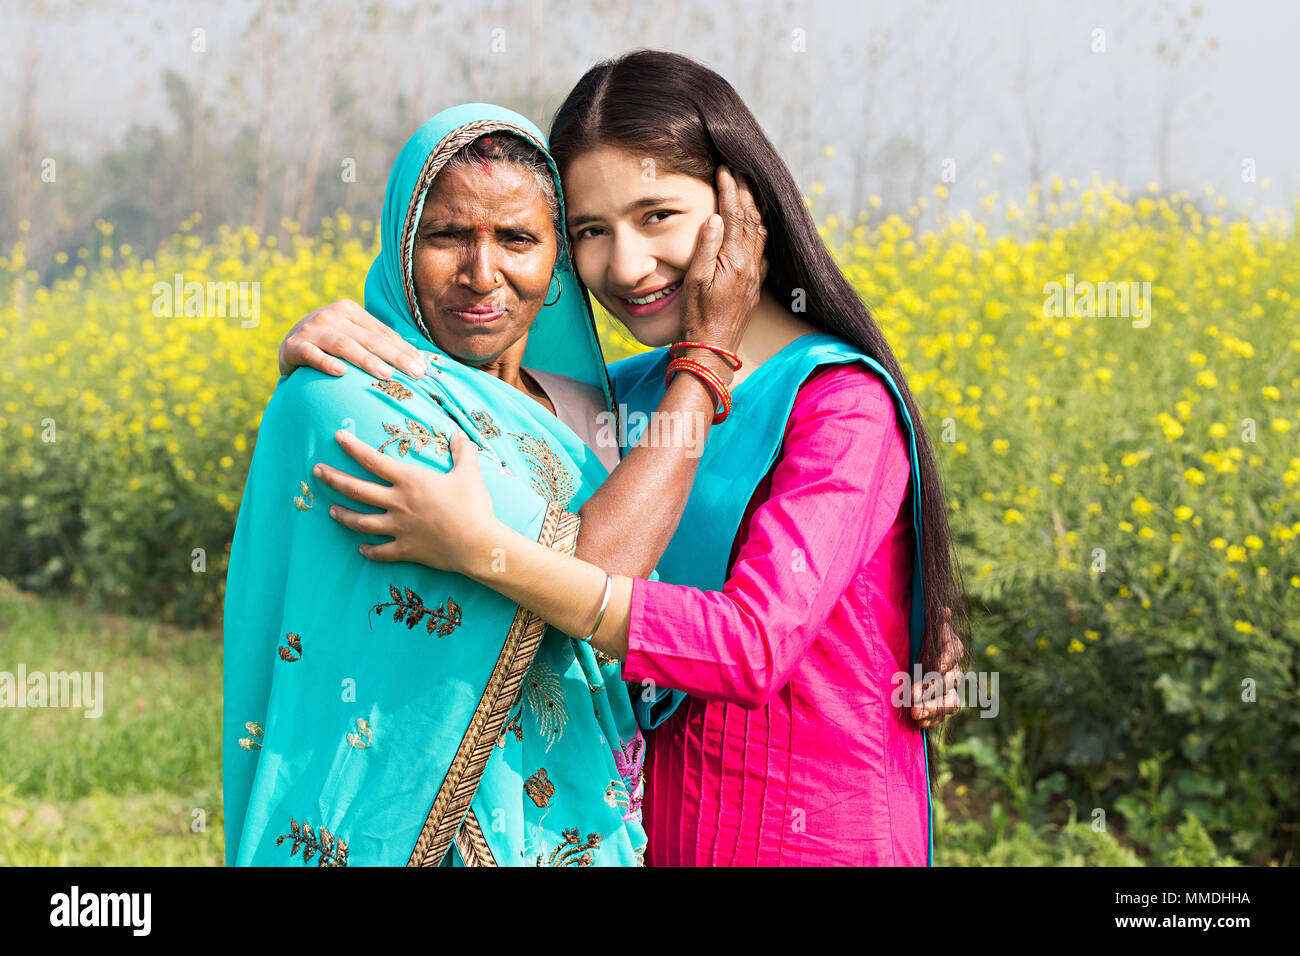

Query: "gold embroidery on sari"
left=497, top=708, right=524, bottom=748
left=522, top=659, right=567, bottom=752
left=540, top=828, right=602, bottom=867
left=508, top=432, right=575, bottom=506
left=372, top=379, right=414, bottom=400
left=379, top=418, right=448, bottom=457
left=524, top=769, right=555, bottom=808
left=424, top=390, right=463, bottom=425
left=293, top=481, right=313, bottom=511
left=374, top=586, right=463, bottom=637
left=605, top=780, right=629, bottom=812
left=422, top=389, right=448, bottom=411
left=346, top=717, right=372, bottom=749
left=276, top=817, right=349, bottom=867
left=278, top=632, right=303, bottom=662
left=406, top=503, right=581, bottom=866
left=470, top=409, right=501, bottom=438
left=594, top=649, right=620, bottom=667
left=238, top=720, right=263, bottom=751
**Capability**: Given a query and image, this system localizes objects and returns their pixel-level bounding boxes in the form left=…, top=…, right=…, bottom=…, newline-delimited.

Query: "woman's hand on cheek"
left=679, top=164, right=768, bottom=354
left=314, top=426, right=500, bottom=577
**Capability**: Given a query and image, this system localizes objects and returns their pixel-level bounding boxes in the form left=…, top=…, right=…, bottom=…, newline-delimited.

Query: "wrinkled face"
left=563, top=146, right=718, bottom=347
left=411, top=161, right=558, bottom=365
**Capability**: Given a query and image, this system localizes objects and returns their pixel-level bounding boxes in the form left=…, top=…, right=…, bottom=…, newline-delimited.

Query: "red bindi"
left=477, top=222, right=490, bottom=233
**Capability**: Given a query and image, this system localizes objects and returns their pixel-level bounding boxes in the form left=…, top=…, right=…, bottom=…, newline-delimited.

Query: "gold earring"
left=544, top=273, right=563, bottom=306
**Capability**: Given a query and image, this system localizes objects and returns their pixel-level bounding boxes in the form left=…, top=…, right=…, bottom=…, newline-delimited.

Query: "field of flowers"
left=2, top=178, right=1297, bottom=864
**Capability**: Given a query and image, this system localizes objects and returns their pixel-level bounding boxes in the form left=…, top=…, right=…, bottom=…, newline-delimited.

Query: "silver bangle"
left=582, top=574, right=613, bottom=643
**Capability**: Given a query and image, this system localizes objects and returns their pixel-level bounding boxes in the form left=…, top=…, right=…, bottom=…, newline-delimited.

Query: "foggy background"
left=3, top=0, right=1297, bottom=275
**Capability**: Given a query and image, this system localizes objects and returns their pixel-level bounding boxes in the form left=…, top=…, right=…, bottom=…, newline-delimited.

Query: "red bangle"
left=668, top=358, right=731, bottom=422
left=665, top=356, right=732, bottom=424
left=669, top=340, right=742, bottom=371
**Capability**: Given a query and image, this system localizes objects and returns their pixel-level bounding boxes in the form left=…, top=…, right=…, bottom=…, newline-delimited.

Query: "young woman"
left=281, top=52, right=970, bottom=865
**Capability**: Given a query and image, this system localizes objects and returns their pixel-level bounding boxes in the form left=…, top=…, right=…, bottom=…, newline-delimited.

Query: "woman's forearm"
left=575, top=347, right=732, bottom=579
left=468, top=521, right=634, bottom=658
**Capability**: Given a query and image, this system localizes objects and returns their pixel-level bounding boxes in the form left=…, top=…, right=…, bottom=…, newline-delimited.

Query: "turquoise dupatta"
left=223, top=104, right=647, bottom=867
left=609, top=332, right=934, bottom=866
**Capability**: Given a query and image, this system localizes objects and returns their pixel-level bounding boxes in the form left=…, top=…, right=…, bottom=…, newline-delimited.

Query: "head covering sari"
left=224, top=104, right=647, bottom=867
left=609, top=333, right=934, bottom=865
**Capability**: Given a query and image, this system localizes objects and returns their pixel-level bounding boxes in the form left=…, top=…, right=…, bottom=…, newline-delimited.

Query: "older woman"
left=223, top=102, right=761, bottom=866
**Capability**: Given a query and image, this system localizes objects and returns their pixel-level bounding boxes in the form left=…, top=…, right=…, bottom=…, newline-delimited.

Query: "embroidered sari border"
left=454, top=808, right=496, bottom=867
left=406, top=502, right=582, bottom=866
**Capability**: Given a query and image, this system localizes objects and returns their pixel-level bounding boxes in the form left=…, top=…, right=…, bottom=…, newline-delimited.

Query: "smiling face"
left=563, top=146, right=717, bottom=346
left=411, top=161, right=558, bottom=366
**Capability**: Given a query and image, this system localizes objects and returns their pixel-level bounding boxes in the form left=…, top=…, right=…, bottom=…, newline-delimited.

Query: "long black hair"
left=550, top=49, right=971, bottom=692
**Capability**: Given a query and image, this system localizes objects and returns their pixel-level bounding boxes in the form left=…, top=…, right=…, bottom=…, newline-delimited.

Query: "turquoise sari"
left=224, top=104, right=647, bottom=867
left=609, top=333, right=934, bottom=865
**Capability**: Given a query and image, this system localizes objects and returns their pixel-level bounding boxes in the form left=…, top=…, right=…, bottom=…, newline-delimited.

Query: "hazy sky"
left=4, top=0, right=1297, bottom=223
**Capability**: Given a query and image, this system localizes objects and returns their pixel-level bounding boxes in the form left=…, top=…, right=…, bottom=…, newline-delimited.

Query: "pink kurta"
left=621, top=362, right=930, bottom=866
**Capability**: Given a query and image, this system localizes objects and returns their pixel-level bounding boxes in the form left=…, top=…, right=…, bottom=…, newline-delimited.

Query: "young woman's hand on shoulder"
left=278, top=298, right=430, bottom=381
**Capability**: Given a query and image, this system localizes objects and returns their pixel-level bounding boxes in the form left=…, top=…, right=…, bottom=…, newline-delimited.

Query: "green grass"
left=0, top=578, right=223, bottom=865
left=0, top=577, right=1243, bottom=866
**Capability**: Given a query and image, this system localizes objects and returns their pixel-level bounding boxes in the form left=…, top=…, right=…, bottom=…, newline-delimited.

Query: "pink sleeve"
left=621, top=363, right=913, bottom=709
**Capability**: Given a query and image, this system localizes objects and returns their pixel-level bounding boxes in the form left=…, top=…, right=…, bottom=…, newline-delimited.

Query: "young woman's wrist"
left=459, top=518, right=517, bottom=582
left=678, top=346, right=736, bottom=386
